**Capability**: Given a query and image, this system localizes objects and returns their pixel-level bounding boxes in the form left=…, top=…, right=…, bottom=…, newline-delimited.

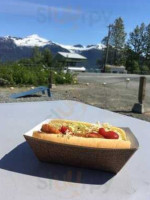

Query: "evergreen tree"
left=101, top=36, right=108, bottom=46
left=125, top=45, right=139, bottom=73
left=128, top=23, right=146, bottom=56
left=32, top=47, right=43, bottom=64
left=111, top=18, right=126, bottom=49
left=111, top=17, right=126, bottom=65
left=144, top=24, right=150, bottom=68
left=128, top=23, right=148, bottom=71
left=101, top=17, right=126, bottom=66
left=42, top=48, right=53, bottom=67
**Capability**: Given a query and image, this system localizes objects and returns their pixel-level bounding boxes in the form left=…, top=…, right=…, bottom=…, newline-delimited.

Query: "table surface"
left=0, top=100, right=150, bottom=200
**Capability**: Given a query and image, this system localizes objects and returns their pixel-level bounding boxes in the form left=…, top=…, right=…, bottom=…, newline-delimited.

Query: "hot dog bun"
left=32, top=119, right=131, bottom=149
left=33, top=131, right=130, bottom=149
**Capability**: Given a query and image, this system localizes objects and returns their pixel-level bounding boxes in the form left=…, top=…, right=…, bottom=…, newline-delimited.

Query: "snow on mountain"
left=55, top=42, right=105, bottom=53
left=3, top=34, right=105, bottom=51
left=10, top=34, right=51, bottom=47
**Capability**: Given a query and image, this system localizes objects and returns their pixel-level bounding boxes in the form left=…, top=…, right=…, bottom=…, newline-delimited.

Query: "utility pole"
left=104, top=24, right=113, bottom=72
left=48, top=66, right=52, bottom=89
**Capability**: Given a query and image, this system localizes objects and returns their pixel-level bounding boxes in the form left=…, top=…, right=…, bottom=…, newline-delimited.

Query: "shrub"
left=0, top=64, right=76, bottom=86
left=53, top=71, right=77, bottom=84
left=141, top=65, right=150, bottom=74
left=0, top=78, right=10, bottom=86
left=105, top=65, right=111, bottom=73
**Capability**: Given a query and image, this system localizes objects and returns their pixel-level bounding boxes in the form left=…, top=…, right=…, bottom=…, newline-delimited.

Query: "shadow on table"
left=0, top=142, right=115, bottom=185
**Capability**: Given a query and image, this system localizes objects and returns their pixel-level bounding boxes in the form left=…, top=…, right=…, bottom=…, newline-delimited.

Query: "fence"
left=77, top=74, right=150, bottom=115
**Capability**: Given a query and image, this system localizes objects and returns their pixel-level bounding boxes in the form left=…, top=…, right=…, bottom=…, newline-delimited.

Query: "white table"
left=0, top=100, right=150, bottom=200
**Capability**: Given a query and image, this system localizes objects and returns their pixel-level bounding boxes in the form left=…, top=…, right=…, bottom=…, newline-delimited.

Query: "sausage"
left=41, top=124, right=61, bottom=134
left=86, top=132, right=104, bottom=138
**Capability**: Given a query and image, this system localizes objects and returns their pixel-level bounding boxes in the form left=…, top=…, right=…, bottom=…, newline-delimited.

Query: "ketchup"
left=99, top=128, right=119, bottom=139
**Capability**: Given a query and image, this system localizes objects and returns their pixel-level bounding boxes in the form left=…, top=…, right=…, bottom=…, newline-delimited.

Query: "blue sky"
left=0, top=0, right=150, bottom=45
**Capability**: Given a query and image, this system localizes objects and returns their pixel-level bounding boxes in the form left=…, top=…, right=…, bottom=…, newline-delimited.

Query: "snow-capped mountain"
left=5, top=34, right=105, bottom=51
left=3, top=34, right=52, bottom=47
left=11, top=34, right=51, bottom=47
left=0, top=34, right=105, bottom=68
left=55, top=42, right=105, bottom=53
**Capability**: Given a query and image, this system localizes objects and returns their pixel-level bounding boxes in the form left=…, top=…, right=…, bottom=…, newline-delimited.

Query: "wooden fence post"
left=138, top=76, right=146, bottom=104
left=48, top=70, right=52, bottom=89
left=132, top=76, right=146, bottom=113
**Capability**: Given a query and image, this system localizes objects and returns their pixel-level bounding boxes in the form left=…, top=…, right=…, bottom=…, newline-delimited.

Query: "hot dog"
left=32, top=119, right=131, bottom=149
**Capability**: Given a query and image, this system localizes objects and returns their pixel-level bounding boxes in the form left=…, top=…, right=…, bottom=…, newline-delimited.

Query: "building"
left=106, top=65, right=127, bottom=74
left=54, top=52, right=87, bottom=72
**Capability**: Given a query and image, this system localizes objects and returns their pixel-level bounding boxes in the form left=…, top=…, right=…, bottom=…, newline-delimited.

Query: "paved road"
left=78, top=73, right=150, bottom=78
left=78, top=72, right=150, bottom=83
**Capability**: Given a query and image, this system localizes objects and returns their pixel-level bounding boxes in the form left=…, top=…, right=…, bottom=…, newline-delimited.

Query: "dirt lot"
left=0, top=73, right=150, bottom=122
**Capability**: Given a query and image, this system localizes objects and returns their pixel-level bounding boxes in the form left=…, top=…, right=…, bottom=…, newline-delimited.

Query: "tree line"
left=0, top=47, right=76, bottom=86
left=101, top=18, right=150, bottom=73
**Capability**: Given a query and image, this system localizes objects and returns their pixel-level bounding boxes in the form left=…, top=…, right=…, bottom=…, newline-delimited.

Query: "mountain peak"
left=10, top=34, right=50, bottom=47
left=28, top=34, right=39, bottom=37
left=73, top=44, right=83, bottom=48
left=26, top=34, right=44, bottom=39
left=4, top=35, right=12, bottom=39
left=1, top=34, right=105, bottom=52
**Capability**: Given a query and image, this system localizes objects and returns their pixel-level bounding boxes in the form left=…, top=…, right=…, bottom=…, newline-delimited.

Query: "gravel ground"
left=0, top=75, right=150, bottom=122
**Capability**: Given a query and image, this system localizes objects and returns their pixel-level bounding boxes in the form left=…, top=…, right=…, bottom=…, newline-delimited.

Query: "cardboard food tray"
left=24, top=119, right=139, bottom=173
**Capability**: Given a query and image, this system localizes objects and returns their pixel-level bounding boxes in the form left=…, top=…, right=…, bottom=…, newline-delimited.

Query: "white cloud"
left=0, top=0, right=83, bottom=16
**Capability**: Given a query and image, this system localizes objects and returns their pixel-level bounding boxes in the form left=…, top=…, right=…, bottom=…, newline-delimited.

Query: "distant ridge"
left=0, top=34, right=105, bottom=68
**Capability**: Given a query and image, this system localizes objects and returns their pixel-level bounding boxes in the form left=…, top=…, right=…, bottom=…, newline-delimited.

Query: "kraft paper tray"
left=24, top=119, right=139, bottom=173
